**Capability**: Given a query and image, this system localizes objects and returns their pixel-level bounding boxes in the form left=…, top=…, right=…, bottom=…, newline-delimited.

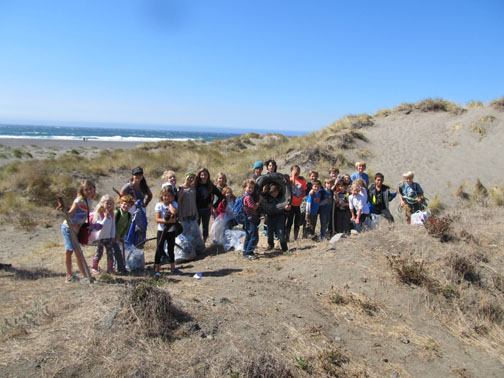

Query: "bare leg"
left=74, top=252, right=87, bottom=278
left=65, top=250, right=74, bottom=279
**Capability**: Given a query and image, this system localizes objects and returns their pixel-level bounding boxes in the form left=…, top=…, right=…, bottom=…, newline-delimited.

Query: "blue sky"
left=0, top=1, right=503, bottom=133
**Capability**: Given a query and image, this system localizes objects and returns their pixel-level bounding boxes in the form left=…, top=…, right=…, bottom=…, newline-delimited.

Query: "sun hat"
left=253, top=161, right=263, bottom=169
left=132, top=167, right=143, bottom=175
left=185, top=170, right=196, bottom=178
left=403, top=171, right=414, bottom=178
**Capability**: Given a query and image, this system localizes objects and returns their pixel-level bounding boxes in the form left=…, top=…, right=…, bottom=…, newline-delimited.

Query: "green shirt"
left=114, top=208, right=131, bottom=239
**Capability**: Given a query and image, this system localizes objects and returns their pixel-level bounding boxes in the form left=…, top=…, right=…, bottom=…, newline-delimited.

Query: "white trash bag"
left=174, top=234, right=196, bottom=263
left=125, top=244, right=145, bottom=272
left=411, top=210, right=429, bottom=225
left=223, top=228, right=246, bottom=251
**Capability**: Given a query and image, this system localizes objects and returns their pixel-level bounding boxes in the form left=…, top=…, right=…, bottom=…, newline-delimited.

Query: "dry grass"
left=489, top=96, right=504, bottom=111
left=466, top=100, right=484, bottom=108
left=393, top=98, right=465, bottom=115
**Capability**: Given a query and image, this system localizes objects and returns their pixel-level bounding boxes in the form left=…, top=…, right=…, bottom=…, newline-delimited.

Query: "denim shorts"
left=61, top=223, right=77, bottom=251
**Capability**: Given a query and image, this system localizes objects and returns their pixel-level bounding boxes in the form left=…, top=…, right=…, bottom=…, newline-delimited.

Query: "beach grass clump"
left=224, top=354, right=294, bottom=378
left=472, top=179, right=489, bottom=204
left=470, top=124, right=487, bottom=137
left=489, top=96, right=504, bottom=111
left=374, top=108, right=392, bottom=117
left=466, top=100, right=484, bottom=108
left=393, top=98, right=465, bottom=115
left=427, top=195, right=445, bottom=215
left=489, top=186, right=504, bottom=206
left=450, top=254, right=480, bottom=284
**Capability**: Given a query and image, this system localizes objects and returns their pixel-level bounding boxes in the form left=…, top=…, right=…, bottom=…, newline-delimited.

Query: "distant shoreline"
left=0, top=138, right=141, bottom=149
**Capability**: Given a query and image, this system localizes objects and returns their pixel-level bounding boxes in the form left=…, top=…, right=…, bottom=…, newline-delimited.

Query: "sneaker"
left=154, top=272, right=161, bottom=278
left=80, top=277, right=93, bottom=284
left=65, top=275, right=79, bottom=283
left=245, top=254, right=258, bottom=260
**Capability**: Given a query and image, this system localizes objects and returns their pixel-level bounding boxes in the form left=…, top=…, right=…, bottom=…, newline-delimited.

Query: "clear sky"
left=0, top=0, right=503, bottom=133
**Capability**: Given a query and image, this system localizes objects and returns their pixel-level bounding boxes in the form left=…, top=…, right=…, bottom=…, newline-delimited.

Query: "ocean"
left=0, top=124, right=243, bottom=143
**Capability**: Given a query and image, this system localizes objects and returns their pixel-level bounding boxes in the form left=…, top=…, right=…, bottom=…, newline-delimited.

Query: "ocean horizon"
left=0, top=123, right=304, bottom=143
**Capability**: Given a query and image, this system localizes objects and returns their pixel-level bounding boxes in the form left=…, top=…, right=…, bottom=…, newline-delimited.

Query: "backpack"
left=233, top=194, right=249, bottom=225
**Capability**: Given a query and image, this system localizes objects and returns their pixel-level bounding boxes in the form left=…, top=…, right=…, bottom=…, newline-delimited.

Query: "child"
left=305, top=179, right=323, bottom=239
left=334, top=180, right=351, bottom=234
left=319, top=178, right=334, bottom=239
left=89, top=195, right=116, bottom=274
left=154, top=186, right=180, bottom=276
left=161, top=170, right=178, bottom=200
left=195, top=167, right=223, bottom=242
left=263, top=184, right=289, bottom=252
left=285, top=165, right=307, bottom=241
left=342, top=174, right=352, bottom=187
left=178, top=170, right=205, bottom=255
left=353, top=178, right=368, bottom=202
left=59, top=180, right=96, bottom=283
left=350, top=161, right=369, bottom=188
left=213, top=172, right=227, bottom=207
left=111, top=194, right=134, bottom=273
left=398, top=171, right=424, bottom=224
left=329, top=167, right=341, bottom=181
left=349, top=182, right=370, bottom=233
left=210, top=187, right=236, bottom=246
left=252, top=161, right=263, bottom=180
left=369, top=172, right=396, bottom=223
left=242, top=178, right=264, bottom=260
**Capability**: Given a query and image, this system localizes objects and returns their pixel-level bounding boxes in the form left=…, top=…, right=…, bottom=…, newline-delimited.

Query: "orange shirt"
left=290, top=177, right=307, bottom=207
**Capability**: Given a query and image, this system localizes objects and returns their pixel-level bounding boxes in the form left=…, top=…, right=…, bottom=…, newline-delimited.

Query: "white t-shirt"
left=154, top=201, right=178, bottom=231
left=349, top=193, right=370, bottom=215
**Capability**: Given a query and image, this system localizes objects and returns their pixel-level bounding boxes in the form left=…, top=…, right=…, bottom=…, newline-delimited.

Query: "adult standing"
left=285, top=165, right=307, bottom=241
left=195, top=168, right=223, bottom=242
left=120, top=167, right=153, bottom=212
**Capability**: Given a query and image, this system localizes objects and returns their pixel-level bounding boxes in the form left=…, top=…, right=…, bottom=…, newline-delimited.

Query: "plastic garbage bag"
left=210, top=212, right=235, bottom=246
left=174, top=234, right=196, bottom=263
left=180, top=219, right=205, bottom=255
left=223, top=228, right=246, bottom=251
left=125, top=244, right=145, bottom=272
left=411, top=210, right=429, bottom=225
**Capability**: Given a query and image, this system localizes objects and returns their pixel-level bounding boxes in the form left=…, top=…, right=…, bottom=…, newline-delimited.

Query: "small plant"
left=427, top=195, right=445, bottom=215
left=479, top=115, right=496, bottom=123
left=18, top=214, right=38, bottom=231
left=453, top=183, right=470, bottom=200
left=478, top=303, right=504, bottom=325
left=69, top=149, right=80, bottom=155
left=450, top=255, right=480, bottom=284
left=425, top=215, right=454, bottom=241
left=295, top=357, right=312, bottom=373
left=470, top=124, right=487, bottom=137
left=330, top=293, right=348, bottom=305
left=441, top=284, right=458, bottom=300
left=489, top=186, right=504, bottom=206
left=489, top=96, right=504, bottom=111
left=13, top=149, right=23, bottom=158
left=318, top=347, right=350, bottom=375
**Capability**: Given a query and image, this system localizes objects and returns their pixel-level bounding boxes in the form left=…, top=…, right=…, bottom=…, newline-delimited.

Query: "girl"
left=210, top=187, right=236, bottom=246
left=161, top=170, right=178, bottom=201
left=178, top=171, right=205, bottom=255
left=242, top=179, right=264, bottom=259
left=334, top=180, right=351, bottom=235
left=398, top=171, right=424, bottom=224
left=349, top=182, right=370, bottom=233
left=89, top=195, right=116, bottom=274
left=213, top=172, right=227, bottom=207
left=60, top=180, right=96, bottom=283
left=195, top=168, right=223, bottom=242
left=154, top=186, right=180, bottom=276
left=285, top=165, right=307, bottom=241
left=120, top=167, right=153, bottom=211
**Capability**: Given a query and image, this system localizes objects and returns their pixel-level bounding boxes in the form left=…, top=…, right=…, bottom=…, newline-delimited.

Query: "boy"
left=112, top=194, right=134, bottom=273
left=350, top=161, right=369, bottom=188
left=242, top=179, right=264, bottom=259
left=369, top=172, right=396, bottom=223
left=305, top=180, right=323, bottom=239
left=264, top=184, right=289, bottom=252
left=398, top=171, right=424, bottom=224
left=334, top=180, right=351, bottom=234
left=319, top=178, right=334, bottom=239
left=329, top=167, right=340, bottom=181
left=349, top=182, right=370, bottom=233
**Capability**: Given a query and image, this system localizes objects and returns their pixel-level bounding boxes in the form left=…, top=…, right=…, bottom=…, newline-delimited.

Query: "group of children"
left=60, top=161, right=425, bottom=281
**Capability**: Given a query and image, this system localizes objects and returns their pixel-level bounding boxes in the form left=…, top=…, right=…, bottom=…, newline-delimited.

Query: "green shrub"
left=466, top=100, right=483, bottom=108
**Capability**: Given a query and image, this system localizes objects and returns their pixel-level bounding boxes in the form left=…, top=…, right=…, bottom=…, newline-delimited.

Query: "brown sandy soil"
left=1, top=104, right=504, bottom=377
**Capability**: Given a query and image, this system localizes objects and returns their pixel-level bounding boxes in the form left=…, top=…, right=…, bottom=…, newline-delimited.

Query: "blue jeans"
left=266, top=215, right=287, bottom=251
left=319, top=205, right=331, bottom=239
left=243, top=220, right=259, bottom=256
left=198, top=208, right=211, bottom=239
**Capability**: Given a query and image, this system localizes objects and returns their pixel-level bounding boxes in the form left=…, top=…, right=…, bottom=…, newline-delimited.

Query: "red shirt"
left=243, top=194, right=258, bottom=217
left=290, top=177, right=307, bottom=207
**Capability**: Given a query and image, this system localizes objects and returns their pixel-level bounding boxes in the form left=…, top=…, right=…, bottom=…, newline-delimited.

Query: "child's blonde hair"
left=77, top=180, right=96, bottom=198
left=94, top=194, right=113, bottom=214
left=162, top=170, right=176, bottom=182
left=354, top=178, right=366, bottom=188
left=351, top=183, right=361, bottom=192
left=215, top=172, right=227, bottom=186
left=355, top=161, right=367, bottom=169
